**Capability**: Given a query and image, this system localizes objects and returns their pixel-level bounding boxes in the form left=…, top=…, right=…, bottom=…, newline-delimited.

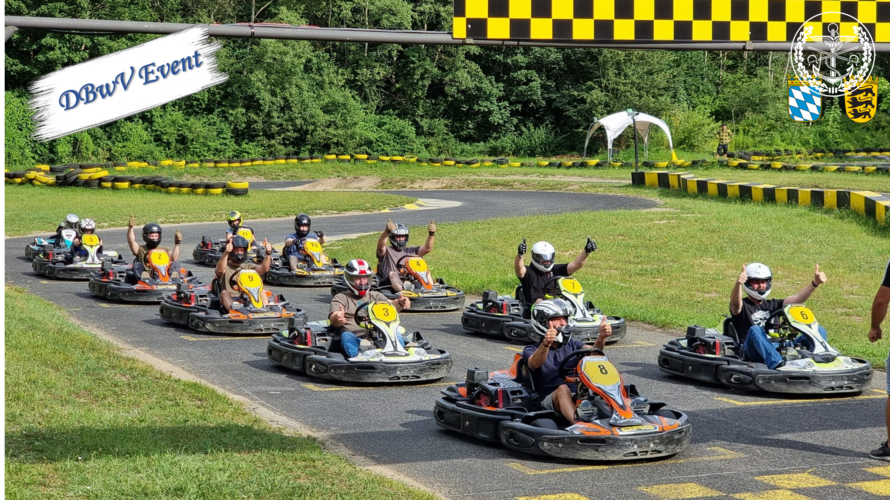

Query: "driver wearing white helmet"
left=515, top=237, right=597, bottom=309
left=69, top=218, right=103, bottom=261
left=730, top=262, right=828, bottom=369
left=523, top=299, right=611, bottom=424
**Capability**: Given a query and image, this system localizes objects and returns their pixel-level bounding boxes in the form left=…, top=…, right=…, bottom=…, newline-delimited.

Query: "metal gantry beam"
left=8, top=16, right=889, bottom=52
left=5, top=25, right=17, bottom=41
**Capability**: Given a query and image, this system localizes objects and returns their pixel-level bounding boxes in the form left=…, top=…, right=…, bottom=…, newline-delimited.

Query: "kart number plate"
left=787, top=306, right=816, bottom=324
left=561, top=278, right=582, bottom=294
left=251, top=312, right=278, bottom=318
left=156, top=284, right=176, bottom=289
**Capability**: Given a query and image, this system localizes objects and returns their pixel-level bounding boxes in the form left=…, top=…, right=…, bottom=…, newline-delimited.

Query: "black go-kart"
left=159, top=269, right=303, bottom=334
left=434, top=349, right=691, bottom=461
left=32, top=235, right=124, bottom=280
left=330, top=255, right=465, bottom=312
left=267, top=301, right=452, bottom=383
left=264, top=238, right=345, bottom=287
left=191, top=227, right=283, bottom=267
left=657, top=304, right=873, bottom=394
left=25, top=228, right=76, bottom=261
left=461, top=276, right=625, bottom=343
left=89, top=249, right=208, bottom=302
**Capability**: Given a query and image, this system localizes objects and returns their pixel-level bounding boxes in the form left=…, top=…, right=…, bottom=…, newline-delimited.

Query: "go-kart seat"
left=722, top=318, right=740, bottom=345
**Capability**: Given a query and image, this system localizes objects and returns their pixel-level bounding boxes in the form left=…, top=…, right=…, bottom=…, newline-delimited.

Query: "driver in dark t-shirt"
left=730, top=262, right=828, bottom=369
left=522, top=299, right=611, bottom=424
left=515, top=238, right=597, bottom=309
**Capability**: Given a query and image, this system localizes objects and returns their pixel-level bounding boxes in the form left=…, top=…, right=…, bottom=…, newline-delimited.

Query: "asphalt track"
left=7, top=189, right=890, bottom=500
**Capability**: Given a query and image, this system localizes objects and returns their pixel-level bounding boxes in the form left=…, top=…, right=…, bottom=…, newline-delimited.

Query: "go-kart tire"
left=529, top=418, right=559, bottom=430
left=227, top=181, right=249, bottom=189
left=227, top=187, right=249, bottom=196
left=208, top=182, right=227, bottom=189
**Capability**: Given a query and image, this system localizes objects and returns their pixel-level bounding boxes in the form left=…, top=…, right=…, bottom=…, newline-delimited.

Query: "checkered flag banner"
left=788, top=79, right=822, bottom=122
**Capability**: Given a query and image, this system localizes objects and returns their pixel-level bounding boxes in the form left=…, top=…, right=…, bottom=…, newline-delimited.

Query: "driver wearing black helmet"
left=126, top=215, right=182, bottom=276
left=376, top=219, right=436, bottom=292
left=522, top=299, right=611, bottom=424
left=215, top=235, right=274, bottom=312
left=283, top=213, right=327, bottom=271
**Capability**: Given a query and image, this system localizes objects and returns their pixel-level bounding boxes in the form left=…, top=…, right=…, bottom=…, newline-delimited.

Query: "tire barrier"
left=5, top=165, right=249, bottom=196
left=631, top=170, right=890, bottom=226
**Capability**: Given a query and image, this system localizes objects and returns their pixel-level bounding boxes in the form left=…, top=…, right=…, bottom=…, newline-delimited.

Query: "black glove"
left=518, top=238, right=527, bottom=256
left=314, top=230, right=324, bottom=238
left=584, top=237, right=597, bottom=255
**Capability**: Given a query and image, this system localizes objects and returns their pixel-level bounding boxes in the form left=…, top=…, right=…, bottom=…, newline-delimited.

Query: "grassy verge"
left=4, top=285, right=436, bottom=500
left=4, top=186, right=415, bottom=237
left=327, top=185, right=890, bottom=366
left=119, top=160, right=890, bottom=193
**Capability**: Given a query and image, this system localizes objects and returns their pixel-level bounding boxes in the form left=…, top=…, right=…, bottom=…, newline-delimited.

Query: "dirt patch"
left=288, top=177, right=383, bottom=191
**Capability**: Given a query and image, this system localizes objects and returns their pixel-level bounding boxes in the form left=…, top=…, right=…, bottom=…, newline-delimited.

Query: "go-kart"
left=267, top=301, right=453, bottom=383
left=159, top=269, right=304, bottom=334
left=657, top=304, right=873, bottom=394
left=461, top=276, right=625, bottom=343
left=25, top=228, right=77, bottom=260
left=330, top=255, right=465, bottom=311
left=434, top=349, right=691, bottom=461
left=89, top=248, right=208, bottom=302
left=265, top=238, right=345, bottom=287
left=192, top=227, right=283, bottom=267
left=31, top=234, right=124, bottom=280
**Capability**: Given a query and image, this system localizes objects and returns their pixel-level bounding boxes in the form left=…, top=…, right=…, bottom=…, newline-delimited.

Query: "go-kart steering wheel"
left=557, top=348, right=606, bottom=378
left=542, top=275, right=564, bottom=299
left=395, top=254, right=415, bottom=274
left=765, top=308, right=790, bottom=332
left=354, top=301, right=372, bottom=324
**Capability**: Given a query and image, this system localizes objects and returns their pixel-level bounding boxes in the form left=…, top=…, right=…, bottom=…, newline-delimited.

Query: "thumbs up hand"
left=738, top=265, right=748, bottom=285
left=584, top=237, right=597, bottom=254
left=518, top=238, right=527, bottom=256
left=814, top=264, right=827, bottom=286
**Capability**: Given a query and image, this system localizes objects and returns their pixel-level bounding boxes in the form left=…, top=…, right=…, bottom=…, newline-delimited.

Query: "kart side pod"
left=686, top=325, right=725, bottom=356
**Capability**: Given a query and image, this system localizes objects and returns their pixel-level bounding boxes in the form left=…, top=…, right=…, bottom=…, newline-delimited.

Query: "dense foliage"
left=5, top=0, right=889, bottom=167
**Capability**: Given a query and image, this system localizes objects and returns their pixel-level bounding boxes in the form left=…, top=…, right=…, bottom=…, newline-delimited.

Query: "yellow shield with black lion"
left=845, top=76, right=879, bottom=123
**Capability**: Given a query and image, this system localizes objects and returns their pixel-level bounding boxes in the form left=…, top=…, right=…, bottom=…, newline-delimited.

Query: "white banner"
left=28, top=26, right=228, bottom=142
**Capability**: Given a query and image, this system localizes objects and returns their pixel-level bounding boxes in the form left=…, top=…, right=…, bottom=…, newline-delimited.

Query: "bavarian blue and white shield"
left=788, top=78, right=822, bottom=122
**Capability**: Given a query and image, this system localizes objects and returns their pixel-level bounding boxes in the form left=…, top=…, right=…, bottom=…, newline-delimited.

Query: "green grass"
left=4, top=285, right=437, bottom=500
left=326, top=185, right=890, bottom=366
left=4, top=185, right=415, bottom=236
left=92, top=158, right=890, bottom=193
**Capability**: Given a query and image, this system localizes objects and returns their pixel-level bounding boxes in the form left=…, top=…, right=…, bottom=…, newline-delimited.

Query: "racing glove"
left=584, top=237, right=597, bottom=255
left=518, top=238, right=527, bottom=256
left=314, top=230, right=325, bottom=238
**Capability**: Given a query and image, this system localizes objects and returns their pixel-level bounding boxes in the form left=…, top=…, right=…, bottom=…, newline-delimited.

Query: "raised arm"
left=126, top=215, right=140, bottom=255
left=377, top=219, right=395, bottom=259
left=515, top=238, right=527, bottom=279
left=418, top=220, right=435, bottom=257
left=254, top=239, right=274, bottom=275
left=171, top=229, right=182, bottom=262
left=783, top=264, right=826, bottom=305
left=730, top=265, right=747, bottom=315
left=215, top=240, right=232, bottom=278
left=566, top=237, right=596, bottom=275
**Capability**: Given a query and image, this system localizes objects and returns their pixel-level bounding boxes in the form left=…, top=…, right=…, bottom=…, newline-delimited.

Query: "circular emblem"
left=791, top=12, right=874, bottom=98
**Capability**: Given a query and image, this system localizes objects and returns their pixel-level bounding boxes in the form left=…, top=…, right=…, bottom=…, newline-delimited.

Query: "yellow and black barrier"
left=631, top=170, right=889, bottom=225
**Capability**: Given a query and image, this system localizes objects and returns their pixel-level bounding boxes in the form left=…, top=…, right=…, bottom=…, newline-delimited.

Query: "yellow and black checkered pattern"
left=631, top=170, right=890, bottom=225
left=453, top=0, right=890, bottom=42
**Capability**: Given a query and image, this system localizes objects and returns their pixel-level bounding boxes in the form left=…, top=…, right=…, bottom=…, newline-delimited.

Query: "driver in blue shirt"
left=522, top=299, right=611, bottom=424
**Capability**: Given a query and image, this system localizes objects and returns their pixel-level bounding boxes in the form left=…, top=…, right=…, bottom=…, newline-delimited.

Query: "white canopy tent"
left=582, top=111, right=675, bottom=163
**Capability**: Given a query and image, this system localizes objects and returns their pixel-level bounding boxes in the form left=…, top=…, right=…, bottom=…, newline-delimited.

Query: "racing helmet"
left=743, top=262, right=773, bottom=300
left=227, top=211, right=242, bottom=231
left=344, top=259, right=373, bottom=297
left=64, top=213, right=80, bottom=230
left=142, top=223, right=162, bottom=249
left=80, top=218, right=96, bottom=234
left=389, top=223, right=409, bottom=250
left=531, top=241, right=555, bottom=272
left=531, top=299, right=575, bottom=343
left=294, top=213, right=311, bottom=238
left=230, top=235, right=250, bottom=265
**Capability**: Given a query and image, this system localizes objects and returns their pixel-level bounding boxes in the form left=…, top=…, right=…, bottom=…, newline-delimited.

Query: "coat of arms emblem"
left=788, top=78, right=822, bottom=122
left=844, top=76, right=879, bottom=123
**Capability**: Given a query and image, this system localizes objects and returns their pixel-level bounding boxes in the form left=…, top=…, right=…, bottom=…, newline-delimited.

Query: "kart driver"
left=329, top=259, right=411, bottom=358
left=868, top=258, right=890, bottom=461
left=515, top=238, right=597, bottom=309
left=54, top=213, right=82, bottom=248
left=730, top=262, right=828, bottom=369
left=283, top=213, right=327, bottom=271
left=522, top=299, right=611, bottom=424
left=127, top=215, right=182, bottom=277
left=376, top=219, right=436, bottom=292
left=224, top=211, right=251, bottom=242
left=69, top=218, right=103, bottom=261
left=215, top=235, right=274, bottom=312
